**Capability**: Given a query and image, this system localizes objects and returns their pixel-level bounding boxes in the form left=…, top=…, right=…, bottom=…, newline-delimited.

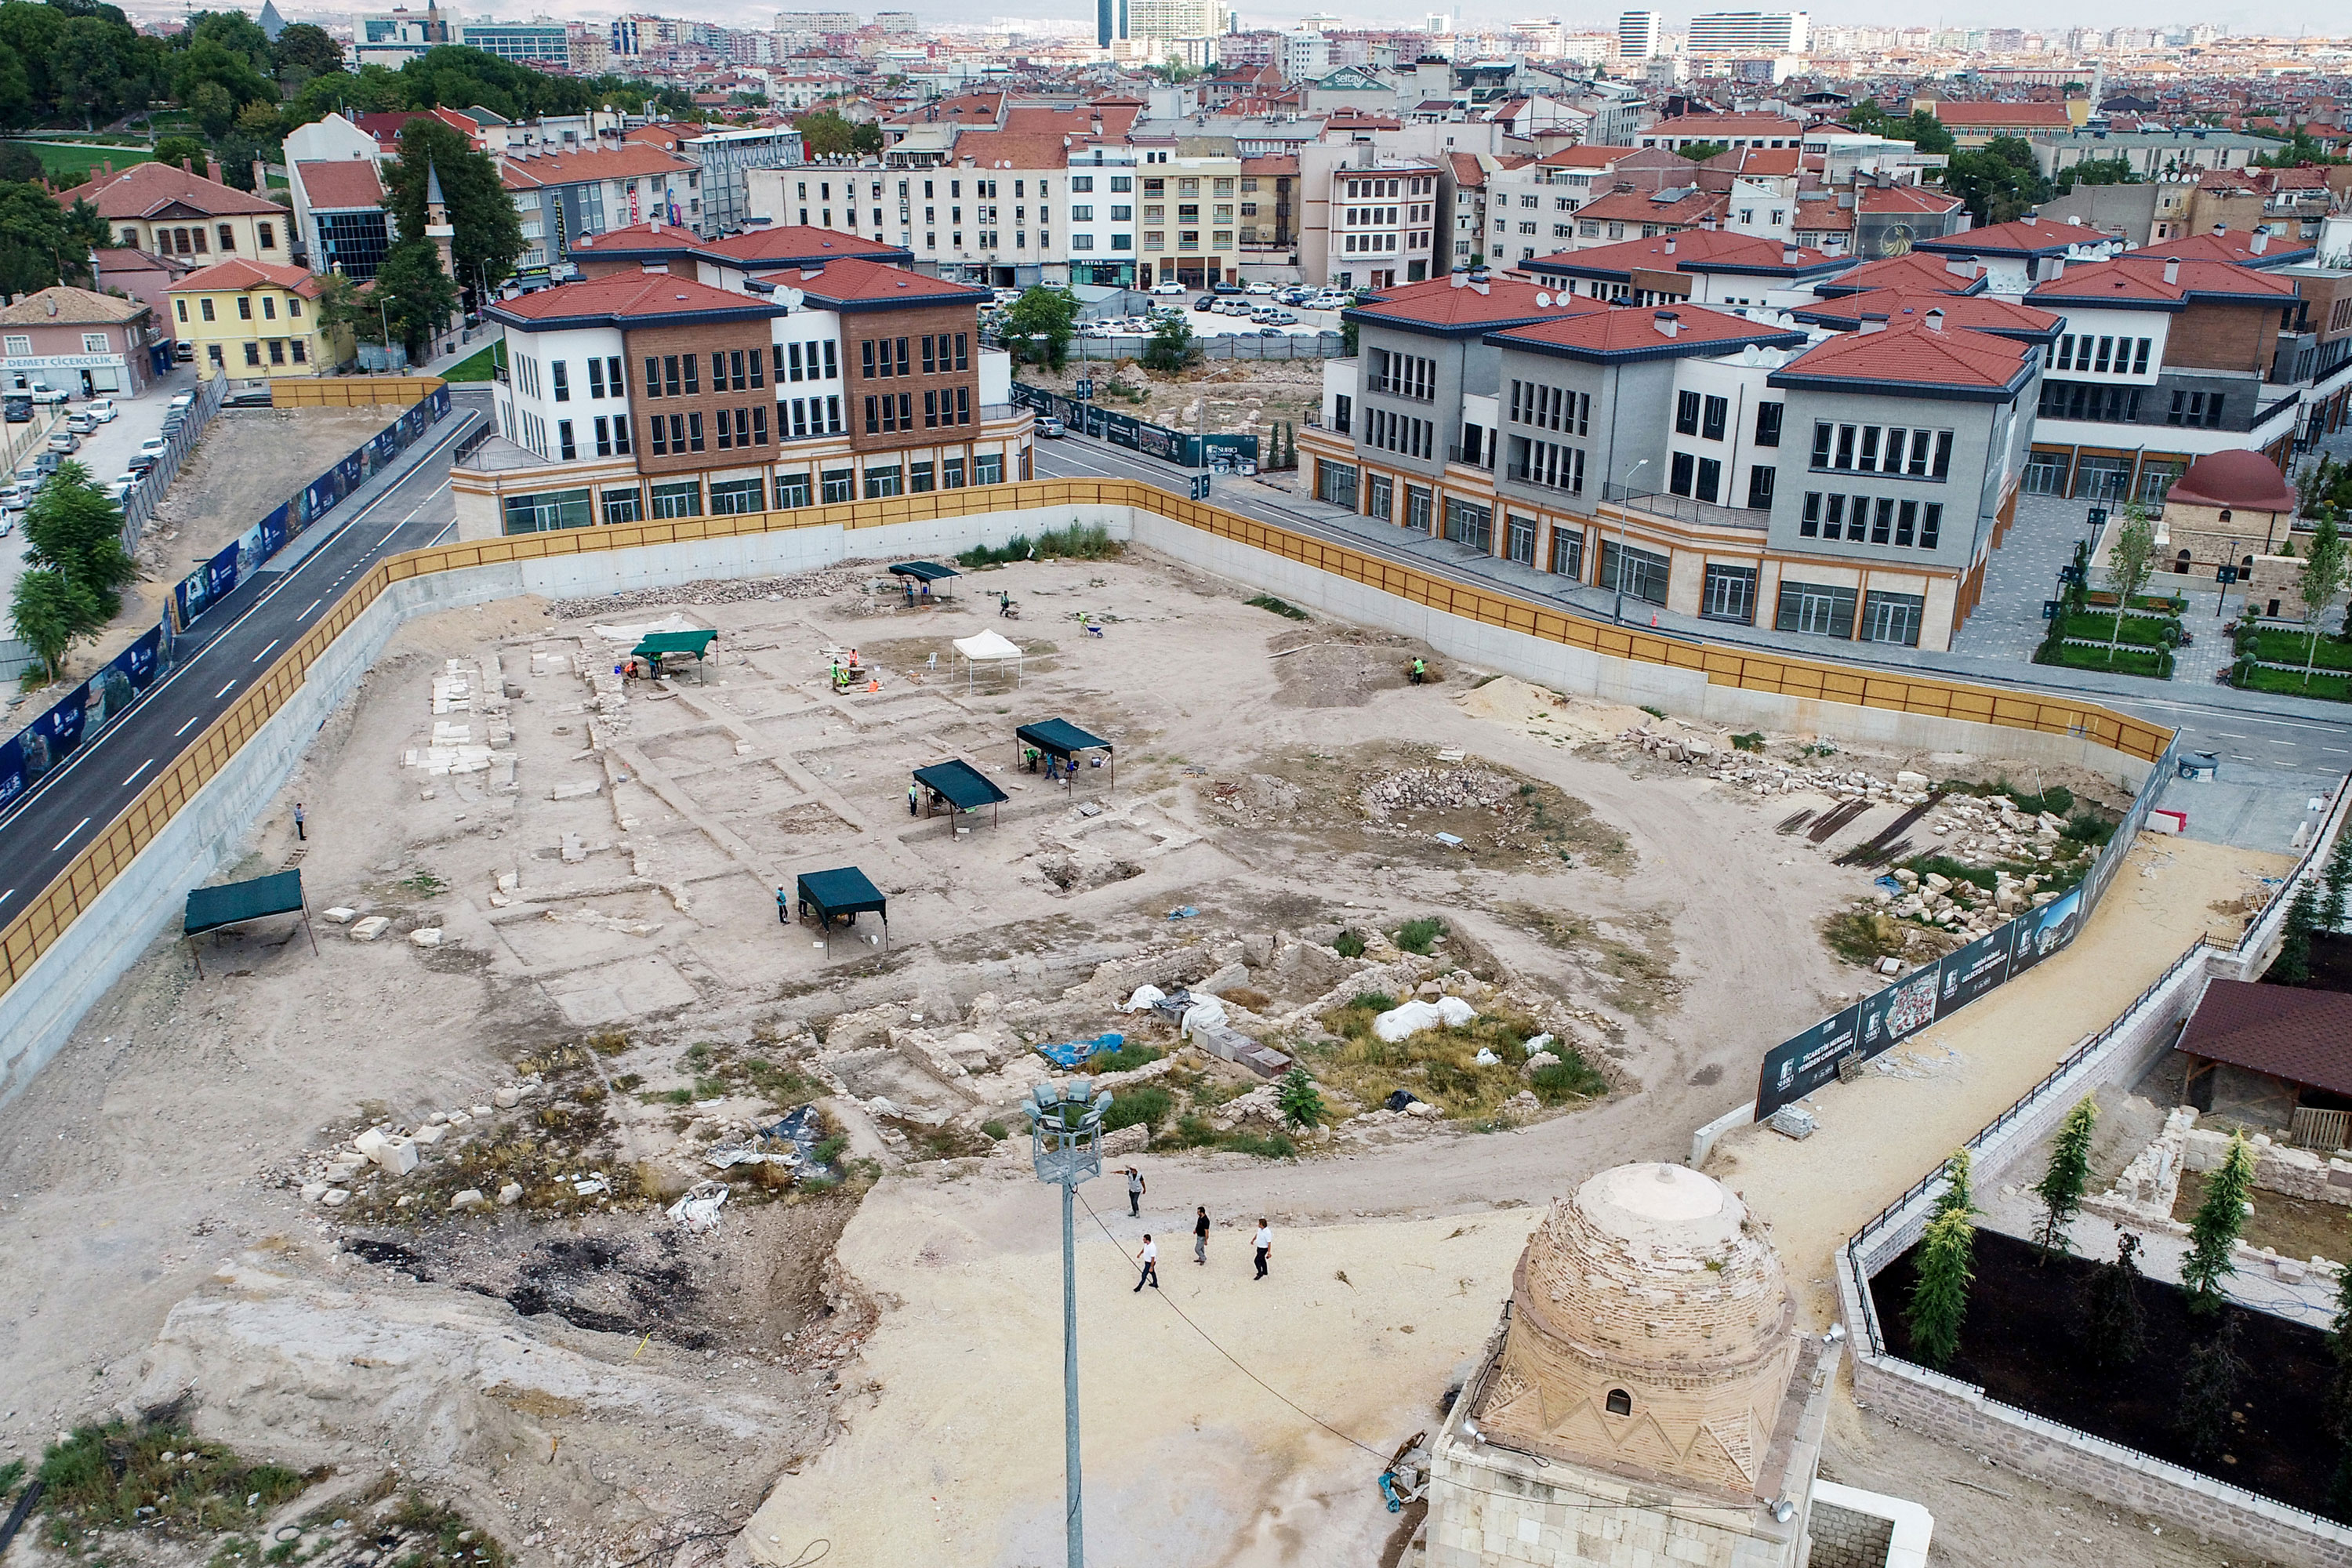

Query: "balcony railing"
left=1601, top=484, right=1771, bottom=531
left=1448, top=443, right=1494, bottom=469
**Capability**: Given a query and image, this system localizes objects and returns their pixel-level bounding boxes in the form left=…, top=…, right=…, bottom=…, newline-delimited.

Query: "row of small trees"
left=1897, top=1106, right=2352, bottom=1479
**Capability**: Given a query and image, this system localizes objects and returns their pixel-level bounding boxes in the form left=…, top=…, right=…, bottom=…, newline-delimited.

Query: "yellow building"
left=167, top=260, right=354, bottom=380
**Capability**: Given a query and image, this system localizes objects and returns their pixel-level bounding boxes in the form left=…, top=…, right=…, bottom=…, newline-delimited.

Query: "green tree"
left=2175, top=1312, right=2244, bottom=1465
left=2299, top=513, right=2348, bottom=685
left=2079, top=1229, right=2146, bottom=1370
left=2034, top=1096, right=2097, bottom=1255
left=2274, top=884, right=2321, bottom=984
left=187, top=78, right=236, bottom=140
left=1675, top=140, right=1730, bottom=162
left=850, top=120, right=882, bottom=155
left=1846, top=97, right=1886, bottom=133
left=184, top=9, right=274, bottom=74
left=152, top=134, right=208, bottom=174
left=1005, top=285, right=1078, bottom=371
left=9, top=568, right=94, bottom=681
left=0, top=143, right=40, bottom=183
left=0, top=183, right=106, bottom=295
left=2180, top=1133, right=2254, bottom=1314
left=1903, top=107, right=1955, bottom=155
left=1141, top=311, right=1197, bottom=372
left=21, top=460, right=133, bottom=619
left=1903, top=1206, right=1975, bottom=1370
left=1933, top=1146, right=1975, bottom=1221
left=270, top=22, right=344, bottom=82
left=364, top=238, right=459, bottom=361
left=2254, top=129, right=2347, bottom=168
left=2055, top=156, right=2139, bottom=191
left=2102, top=502, right=2157, bottom=665
left=1276, top=1065, right=1324, bottom=1128
left=2321, top=837, right=2352, bottom=938
left=794, top=107, right=859, bottom=158
left=1944, top=136, right=2051, bottom=224
left=383, top=117, right=524, bottom=301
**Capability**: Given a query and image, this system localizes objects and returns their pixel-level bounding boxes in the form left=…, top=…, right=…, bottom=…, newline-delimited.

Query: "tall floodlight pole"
left=1028, top=1078, right=1112, bottom=1568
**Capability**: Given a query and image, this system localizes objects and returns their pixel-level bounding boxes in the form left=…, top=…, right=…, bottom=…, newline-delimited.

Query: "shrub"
left=1904, top=1207, right=1975, bottom=1370
left=1276, top=1066, right=1325, bottom=1128
left=1103, top=1084, right=1173, bottom=1134
left=980, top=1119, right=1010, bottom=1142
left=1085, top=1040, right=1164, bottom=1073
left=1247, top=593, right=1308, bottom=619
left=2081, top=1231, right=2147, bottom=1371
left=1730, top=731, right=1766, bottom=753
left=2176, top=1313, right=2245, bottom=1464
left=1529, top=1053, right=1608, bottom=1103
left=1333, top=929, right=1367, bottom=959
left=2034, top=1096, right=2097, bottom=1255
left=956, top=522, right=1120, bottom=568
left=1395, top=917, right=1445, bottom=955
left=2182, top=1133, right=2254, bottom=1313
left=1352, top=991, right=1396, bottom=1012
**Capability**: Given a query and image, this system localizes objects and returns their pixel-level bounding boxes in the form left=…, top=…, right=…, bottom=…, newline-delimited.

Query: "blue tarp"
left=1034, top=1033, right=1123, bottom=1069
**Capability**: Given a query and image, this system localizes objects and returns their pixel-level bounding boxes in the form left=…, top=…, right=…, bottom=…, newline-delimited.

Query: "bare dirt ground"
left=1019, top=356, right=1326, bottom=440
left=0, top=544, right=2240, bottom=1568
left=2, top=405, right=406, bottom=739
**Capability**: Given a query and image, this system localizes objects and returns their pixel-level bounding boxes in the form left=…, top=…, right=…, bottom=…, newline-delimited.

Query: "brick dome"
left=2168, top=448, right=2296, bottom=514
left=1473, top=1163, right=1798, bottom=1496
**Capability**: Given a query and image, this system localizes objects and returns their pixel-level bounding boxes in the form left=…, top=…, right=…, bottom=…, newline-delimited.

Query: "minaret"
left=424, top=160, right=457, bottom=280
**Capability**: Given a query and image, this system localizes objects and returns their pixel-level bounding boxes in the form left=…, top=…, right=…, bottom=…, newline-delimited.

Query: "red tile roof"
left=1917, top=216, right=2118, bottom=257
left=1528, top=228, right=1843, bottom=279
left=1927, top=101, right=2074, bottom=129
left=1571, top=187, right=1728, bottom=227
left=500, top=143, right=697, bottom=190
left=788, top=256, right=990, bottom=310
left=1643, top=112, right=1805, bottom=138
left=1240, top=154, right=1298, bottom=176
left=1539, top=144, right=1628, bottom=168
left=2176, top=979, right=2352, bottom=1097
left=1771, top=318, right=2034, bottom=394
left=1857, top=183, right=1964, bottom=216
left=1348, top=274, right=1603, bottom=333
left=56, top=159, right=281, bottom=220
left=2129, top=229, right=2314, bottom=267
left=295, top=159, right=386, bottom=211
left=488, top=271, right=778, bottom=328
left=1489, top=302, right=1806, bottom=360
left=1793, top=288, right=2059, bottom=337
left=2025, top=254, right=2298, bottom=309
left=169, top=259, right=321, bottom=299
left=1817, top=251, right=1988, bottom=295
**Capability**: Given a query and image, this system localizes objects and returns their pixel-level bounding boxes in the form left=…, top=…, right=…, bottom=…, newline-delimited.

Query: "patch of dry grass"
left=1303, top=997, right=1606, bottom=1120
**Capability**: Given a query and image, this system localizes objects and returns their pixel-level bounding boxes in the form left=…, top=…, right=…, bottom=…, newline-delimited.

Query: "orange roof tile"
left=1771, top=318, right=2034, bottom=395
left=1489, top=302, right=1808, bottom=361
left=1348, top=274, right=1602, bottom=334
left=56, top=159, right=281, bottom=220
left=169, top=258, right=321, bottom=298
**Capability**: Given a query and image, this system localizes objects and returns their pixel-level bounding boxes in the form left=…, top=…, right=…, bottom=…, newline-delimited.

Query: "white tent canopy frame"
left=952, top=630, right=1025, bottom=689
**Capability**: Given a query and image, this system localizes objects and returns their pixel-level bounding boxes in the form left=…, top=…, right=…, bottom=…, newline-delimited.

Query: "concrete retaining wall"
left=1126, top=514, right=2156, bottom=791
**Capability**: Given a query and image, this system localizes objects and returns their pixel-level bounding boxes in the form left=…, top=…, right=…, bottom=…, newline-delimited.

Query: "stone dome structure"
left=2168, top=449, right=2296, bottom=515
left=1474, top=1163, right=1798, bottom=1496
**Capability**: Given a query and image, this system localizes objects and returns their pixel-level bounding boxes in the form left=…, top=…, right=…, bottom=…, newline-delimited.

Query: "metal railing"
left=1602, top=484, right=1770, bottom=530
left=1448, top=444, right=1494, bottom=469
left=119, top=374, right=227, bottom=550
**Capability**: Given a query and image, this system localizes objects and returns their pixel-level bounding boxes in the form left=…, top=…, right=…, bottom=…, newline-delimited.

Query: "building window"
left=601, top=487, right=641, bottom=524
left=1443, top=498, right=1492, bottom=552
left=942, top=457, right=964, bottom=489
left=1701, top=564, right=1756, bottom=623
left=1605, top=1389, right=1633, bottom=1417
left=552, top=361, right=570, bottom=401
left=201, top=298, right=215, bottom=322
left=774, top=473, right=812, bottom=509
left=176, top=299, right=187, bottom=323
left=1675, top=390, right=1700, bottom=437
left=259, top=222, right=274, bottom=249
left=244, top=342, right=260, bottom=366
left=821, top=467, right=855, bottom=503
left=1549, top=526, right=1583, bottom=579
left=501, top=487, right=592, bottom=534
left=1863, top=590, right=1925, bottom=647
left=975, top=454, right=1004, bottom=485
left=291, top=340, right=307, bottom=364
left=217, top=224, right=234, bottom=252
left=237, top=296, right=252, bottom=320
left=1599, top=541, right=1669, bottom=604
left=1746, top=465, right=1775, bottom=510
left=1755, top=402, right=1782, bottom=446
left=1669, top=451, right=1695, bottom=496
left=710, top=477, right=764, bottom=514
left=1506, top=514, right=1536, bottom=565
left=863, top=464, right=902, bottom=499
left=910, top=460, right=934, bottom=493
left=557, top=419, right=575, bottom=460
left=81, top=332, right=109, bottom=354
left=1775, top=580, right=1857, bottom=638
left=1316, top=459, right=1359, bottom=510
left=650, top=480, right=702, bottom=518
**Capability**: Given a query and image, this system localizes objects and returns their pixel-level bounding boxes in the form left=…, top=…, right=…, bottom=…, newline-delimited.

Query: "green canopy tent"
left=913, top=757, right=1009, bottom=833
left=888, top=561, right=960, bottom=603
left=629, top=629, right=718, bottom=683
left=183, top=868, right=317, bottom=976
left=1014, top=717, right=1114, bottom=793
left=796, top=866, right=889, bottom=953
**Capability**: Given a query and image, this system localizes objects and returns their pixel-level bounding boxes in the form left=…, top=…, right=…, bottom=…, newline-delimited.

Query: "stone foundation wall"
left=1850, top=1352, right=2352, bottom=1568
left=1804, top=1502, right=1893, bottom=1568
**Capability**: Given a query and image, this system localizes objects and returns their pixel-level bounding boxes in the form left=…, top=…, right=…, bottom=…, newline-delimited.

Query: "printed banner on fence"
left=0, top=622, right=169, bottom=810
left=1857, top=964, right=1941, bottom=1061
left=2006, top=884, right=2085, bottom=978
left=1937, top=925, right=2013, bottom=1014
left=1755, top=1002, right=1863, bottom=1120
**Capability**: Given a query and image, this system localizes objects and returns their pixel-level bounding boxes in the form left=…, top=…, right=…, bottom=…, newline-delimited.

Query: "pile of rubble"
left=1914, top=793, right=2080, bottom=870
left=1622, top=728, right=1940, bottom=803
left=1360, top=765, right=1516, bottom=822
left=402, top=658, right=517, bottom=787
left=547, top=560, right=881, bottom=619
left=285, top=1079, right=546, bottom=1210
left=1876, top=864, right=2062, bottom=931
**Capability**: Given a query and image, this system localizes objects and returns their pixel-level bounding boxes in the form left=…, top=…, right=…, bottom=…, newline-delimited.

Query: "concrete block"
left=320, top=1189, right=350, bottom=1207
left=550, top=780, right=601, bottom=801
left=409, top=1122, right=445, bottom=1145
left=408, top=927, right=443, bottom=947
left=358, top=1132, right=418, bottom=1176
left=321, top=907, right=357, bottom=924
left=349, top=916, right=392, bottom=942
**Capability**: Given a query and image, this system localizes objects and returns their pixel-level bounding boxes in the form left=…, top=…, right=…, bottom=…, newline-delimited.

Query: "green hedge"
left=2235, top=664, right=2352, bottom=702
left=2245, top=628, right=2352, bottom=673
left=2058, top=611, right=2176, bottom=648
left=2034, top=641, right=2174, bottom=679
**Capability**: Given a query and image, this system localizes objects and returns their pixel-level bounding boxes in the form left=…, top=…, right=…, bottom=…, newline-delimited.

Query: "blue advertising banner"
left=1755, top=1002, right=1863, bottom=1120
left=1936, top=926, right=2013, bottom=1014
left=0, top=622, right=169, bottom=811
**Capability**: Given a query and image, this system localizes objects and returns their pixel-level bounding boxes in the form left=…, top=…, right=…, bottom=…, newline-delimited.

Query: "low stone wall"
left=1850, top=1352, right=2352, bottom=1568
left=1805, top=1501, right=1893, bottom=1568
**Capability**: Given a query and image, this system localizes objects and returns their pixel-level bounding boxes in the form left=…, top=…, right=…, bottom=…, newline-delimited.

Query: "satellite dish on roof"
left=779, top=287, right=804, bottom=311
left=1535, top=292, right=1551, bottom=306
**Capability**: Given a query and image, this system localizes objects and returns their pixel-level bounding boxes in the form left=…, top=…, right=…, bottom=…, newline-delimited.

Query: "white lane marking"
left=214, top=680, right=237, bottom=698
left=0, top=888, right=12, bottom=906
left=297, top=597, right=321, bottom=620
left=121, top=758, right=153, bottom=787
left=51, top=817, right=89, bottom=852
left=173, top=715, right=200, bottom=737
left=251, top=638, right=280, bottom=662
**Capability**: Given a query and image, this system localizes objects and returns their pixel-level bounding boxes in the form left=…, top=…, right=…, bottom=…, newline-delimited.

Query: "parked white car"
left=1150, top=281, right=1187, bottom=295
left=167, top=391, right=195, bottom=412
left=84, top=397, right=117, bottom=422
left=138, top=435, right=169, bottom=459
left=1244, top=281, right=1276, bottom=295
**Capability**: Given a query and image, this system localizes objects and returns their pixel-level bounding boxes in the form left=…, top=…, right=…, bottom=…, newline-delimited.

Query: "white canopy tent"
left=952, top=630, right=1025, bottom=689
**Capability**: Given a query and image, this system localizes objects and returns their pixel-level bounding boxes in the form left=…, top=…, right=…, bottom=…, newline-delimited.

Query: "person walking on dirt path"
left=1253, top=1218, right=1272, bottom=1279
left=1123, top=1164, right=1145, bottom=1216
left=907, top=782, right=920, bottom=817
left=999, top=591, right=1014, bottom=619
left=1194, top=1206, right=1210, bottom=1265
left=1134, top=1235, right=1159, bottom=1291
left=776, top=886, right=790, bottom=925
left=293, top=803, right=306, bottom=841
left=1409, top=658, right=1425, bottom=686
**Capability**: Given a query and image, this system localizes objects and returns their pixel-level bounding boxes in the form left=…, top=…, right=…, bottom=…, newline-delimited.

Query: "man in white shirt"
left=1253, top=1219, right=1272, bottom=1279
left=1134, top=1233, right=1159, bottom=1291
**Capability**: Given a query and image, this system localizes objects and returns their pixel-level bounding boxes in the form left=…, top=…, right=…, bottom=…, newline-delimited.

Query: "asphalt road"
left=0, top=403, right=480, bottom=924
left=1030, top=430, right=2352, bottom=782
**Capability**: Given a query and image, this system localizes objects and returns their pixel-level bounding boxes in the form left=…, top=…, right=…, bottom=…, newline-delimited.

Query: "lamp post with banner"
left=1027, top=1077, right=1112, bottom=1568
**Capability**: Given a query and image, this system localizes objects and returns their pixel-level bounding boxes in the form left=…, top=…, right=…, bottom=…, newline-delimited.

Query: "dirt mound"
left=1362, top=765, right=1515, bottom=821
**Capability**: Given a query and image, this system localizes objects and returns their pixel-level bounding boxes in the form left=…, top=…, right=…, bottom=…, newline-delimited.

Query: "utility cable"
left=1074, top=1185, right=1388, bottom=1460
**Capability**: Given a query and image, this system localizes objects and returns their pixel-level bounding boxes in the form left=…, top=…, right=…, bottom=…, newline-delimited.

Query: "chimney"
left=2212, top=221, right=2227, bottom=236
left=1782, top=244, right=1799, bottom=265
left=252, top=158, right=267, bottom=191
left=2252, top=226, right=2270, bottom=254
left=2163, top=255, right=2180, bottom=283
left=1699, top=215, right=1715, bottom=231
left=2024, top=213, right=2039, bottom=226
left=1653, top=310, right=1679, bottom=338
left=1925, top=307, right=1944, bottom=332
left=1946, top=255, right=1974, bottom=278
left=1664, top=236, right=1677, bottom=254
left=208, top=159, right=223, bottom=183
left=1451, top=270, right=1468, bottom=288
left=1859, top=311, right=1888, bottom=334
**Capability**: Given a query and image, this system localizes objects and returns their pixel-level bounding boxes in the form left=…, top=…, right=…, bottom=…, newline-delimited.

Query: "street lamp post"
left=1613, top=458, right=1650, bottom=623
left=1027, top=1078, right=1112, bottom=1568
